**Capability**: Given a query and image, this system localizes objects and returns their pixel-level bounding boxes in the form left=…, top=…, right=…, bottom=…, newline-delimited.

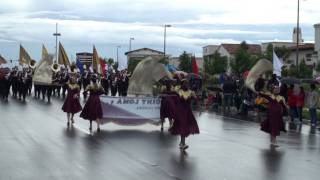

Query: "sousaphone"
left=29, top=59, right=37, bottom=69
left=51, top=63, right=60, bottom=73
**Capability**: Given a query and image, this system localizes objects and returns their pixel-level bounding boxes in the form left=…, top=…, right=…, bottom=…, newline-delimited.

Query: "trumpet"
left=51, top=63, right=60, bottom=73
left=29, top=59, right=37, bottom=69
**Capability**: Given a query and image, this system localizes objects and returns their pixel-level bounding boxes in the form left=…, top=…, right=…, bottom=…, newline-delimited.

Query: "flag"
left=33, top=53, right=54, bottom=85
left=76, top=58, right=84, bottom=74
left=273, top=50, right=283, bottom=77
left=100, top=58, right=106, bottom=76
left=245, top=59, right=273, bottom=92
left=41, top=44, right=49, bottom=60
left=58, top=42, right=70, bottom=67
left=191, top=56, right=199, bottom=75
left=0, top=54, right=7, bottom=64
left=165, top=64, right=178, bottom=73
left=92, top=46, right=100, bottom=72
left=19, top=44, right=32, bottom=65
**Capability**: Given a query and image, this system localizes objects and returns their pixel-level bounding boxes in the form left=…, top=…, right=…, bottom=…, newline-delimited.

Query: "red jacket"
left=296, top=92, right=305, bottom=107
left=287, top=89, right=297, bottom=107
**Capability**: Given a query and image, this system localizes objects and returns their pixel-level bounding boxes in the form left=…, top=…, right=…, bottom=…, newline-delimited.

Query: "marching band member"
left=160, top=80, right=177, bottom=131
left=11, top=68, right=18, bottom=98
left=26, top=68, right=33, bottom=95
left=52, top=71, right=61, bottom=97
left=0, top=66, right=11, bottom=102
left=62, top=74, right=82, bottom=126
left=76, top=72, right=82, bottom=91
left=101, top=71, right=109, bottom=95
left=18, top=69, right=29, bottom=102
left=80, top=75, right=105, bottom=132
left=122, top=70, right=129, bottom=97
left=259, top=85, right=287, bottom=147
left=61, top=68, right=69, bottom=99
left=110, top=73, right=118, bottom=96
left=170, top=80, right=200, bottom=150
left=82, top=68, right=91, bottom=99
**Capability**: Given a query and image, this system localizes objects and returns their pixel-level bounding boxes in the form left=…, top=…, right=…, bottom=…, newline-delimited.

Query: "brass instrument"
left=51, top=63, right=60, bottom=73
left=29, top=59, right=37, bottom=69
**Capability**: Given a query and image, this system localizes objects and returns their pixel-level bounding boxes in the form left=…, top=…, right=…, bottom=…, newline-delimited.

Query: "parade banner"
left=100, top=96, right=161, bottom=125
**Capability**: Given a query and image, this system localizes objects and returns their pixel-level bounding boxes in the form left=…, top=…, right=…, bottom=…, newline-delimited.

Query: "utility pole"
left=53, top=23, right=61, bottom=63
left=129, top=37, right=134, bottom=51
left=296, top=0, right=300, bottom=70
left=163, top=24, right=172, bottom=60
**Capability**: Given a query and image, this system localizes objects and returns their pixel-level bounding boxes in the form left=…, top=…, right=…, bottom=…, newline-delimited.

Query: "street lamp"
left=296, top=0, right=307, bottom=70
left=296, top=0, right=300, bottom=68
left=116, top=45, right=121, bottom=63
left=163, top=24, right=172, bottom=60
left=129, top=37, right=134, bottom=51
left=53, top=23, right=61, bottom=63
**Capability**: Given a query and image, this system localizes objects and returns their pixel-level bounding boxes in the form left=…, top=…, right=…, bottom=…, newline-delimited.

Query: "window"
left=306, top=54, right=312, bottom=61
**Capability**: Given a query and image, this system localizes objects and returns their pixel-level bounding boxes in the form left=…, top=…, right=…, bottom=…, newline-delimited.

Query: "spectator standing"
left=287, top=84, right=297, bottom=122
left=306, top=84, right=319, bottom=127
left=296, top=86, right=305, bottom=123
left=222, top=76, right=236, bottom=112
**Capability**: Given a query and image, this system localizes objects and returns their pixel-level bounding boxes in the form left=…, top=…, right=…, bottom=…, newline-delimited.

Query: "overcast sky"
left=1, top=0, right=320, bottom=68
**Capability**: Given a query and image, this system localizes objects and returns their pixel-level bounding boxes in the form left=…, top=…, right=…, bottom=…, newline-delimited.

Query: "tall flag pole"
left=100, top=58, right=106, bottom=77
left=58, top=42, right=70, bottom=67
left=92, top=45, right=100, bottom=73
left=191, top=54, right=199, bottom=75
left=272, top=49, right=283, bottom=77
left=0, top=54, right=7, bottom=64
left=42, top=44, right=49, bottom=60
left=19, top=44, right=32, bottom=65
left=76, top=58, right=84, bottom=74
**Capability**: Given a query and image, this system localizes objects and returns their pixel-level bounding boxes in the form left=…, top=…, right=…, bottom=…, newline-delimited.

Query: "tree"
left=299, top=60, right=313, bottom=78
left=127, top=58, right=141, bottom=73
left=107, top=58, right=114, bottom=65
left=274, top=46, right=290, bottom=59
left=263, top=44, right=273, bottom=61
left=287, top=65, right=299, bottom=77
left=204, top=51, right=227, bottom=75
left=230, top=41, right=253, bottom=76
left=263, top=44, right=290, bottom=60
left=316, top=63, right=320, bottom=73
left=113, top=61, right=119, bottom=70
left=178, top=51, right=192, bottom=73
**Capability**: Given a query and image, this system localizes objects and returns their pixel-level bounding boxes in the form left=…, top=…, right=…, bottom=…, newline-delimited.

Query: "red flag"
left=191, top=56, right=198, bottom=75
left=100, top=58, right=106, bottom=77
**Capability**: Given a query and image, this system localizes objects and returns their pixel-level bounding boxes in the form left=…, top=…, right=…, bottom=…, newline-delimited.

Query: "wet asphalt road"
left=0, top=96, right=320, bottom=180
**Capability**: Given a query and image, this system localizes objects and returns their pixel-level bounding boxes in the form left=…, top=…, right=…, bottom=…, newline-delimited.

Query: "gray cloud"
left=0, top=0, right=319, bottom=66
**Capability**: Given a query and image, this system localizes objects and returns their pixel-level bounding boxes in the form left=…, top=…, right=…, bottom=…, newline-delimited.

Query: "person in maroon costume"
left=170, top=80, right=200, bottom=150
left=80, top=75, right=105, bottom=132
left=62, top=75, right=82, bottom=126
left=160, top=80, right=178, bottom=131
left=260, top=85, right=287, bottom=147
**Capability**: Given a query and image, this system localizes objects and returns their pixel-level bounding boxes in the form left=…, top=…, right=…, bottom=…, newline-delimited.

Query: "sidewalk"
left=206, top=107, right=320, bottom=130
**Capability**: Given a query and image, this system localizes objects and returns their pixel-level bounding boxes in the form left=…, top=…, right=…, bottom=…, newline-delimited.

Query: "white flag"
left=245, top=59, right=273, bottom=92
left=273, top=50, right=283, bottom=77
